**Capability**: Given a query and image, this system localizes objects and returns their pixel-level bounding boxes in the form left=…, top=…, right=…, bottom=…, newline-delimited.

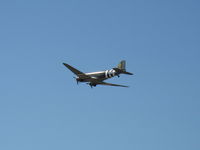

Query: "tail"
left=116, top=60, right=133, bottom=75
left=117, top=60, right=126, bottom=71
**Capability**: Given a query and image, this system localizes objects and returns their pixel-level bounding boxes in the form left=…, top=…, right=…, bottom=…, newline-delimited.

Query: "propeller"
left=73, top=77, right=79, bottom=85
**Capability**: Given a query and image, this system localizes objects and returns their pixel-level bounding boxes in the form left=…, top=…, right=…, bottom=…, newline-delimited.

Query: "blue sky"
left=0, top=0, right=200, bottom=150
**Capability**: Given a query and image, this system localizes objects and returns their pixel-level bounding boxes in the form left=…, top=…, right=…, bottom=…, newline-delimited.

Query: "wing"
left=63, top=63, right=83, bottom=75
left=97, top=81, right=129, bottom=88
left=63, top=63, right=91, bottom=79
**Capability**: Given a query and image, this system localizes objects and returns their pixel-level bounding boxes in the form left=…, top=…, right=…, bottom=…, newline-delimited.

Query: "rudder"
left=117, top=60, right=126, bottom=71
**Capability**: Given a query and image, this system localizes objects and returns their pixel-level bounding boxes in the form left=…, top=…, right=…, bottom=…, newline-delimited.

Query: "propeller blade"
left=73, top=77, right=79, bottom=85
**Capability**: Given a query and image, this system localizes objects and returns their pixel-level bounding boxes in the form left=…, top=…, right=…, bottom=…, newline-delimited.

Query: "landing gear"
left=87, top=83, right=97, bottom=88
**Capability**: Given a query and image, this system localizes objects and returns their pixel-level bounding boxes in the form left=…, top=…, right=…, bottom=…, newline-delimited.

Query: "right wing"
left=63, top=63, right=91, bottom=79
left=96, top=81, right=129, bottom=88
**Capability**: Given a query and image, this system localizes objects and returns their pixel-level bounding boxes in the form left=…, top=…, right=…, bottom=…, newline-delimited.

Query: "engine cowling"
left=77, top=78, right=84, bottom=82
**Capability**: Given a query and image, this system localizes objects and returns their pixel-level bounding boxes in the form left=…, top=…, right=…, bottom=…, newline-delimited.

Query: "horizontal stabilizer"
left=116, top=60, right=133, bottom=75
left=113, top=68, right=133, bottom=75
left=122, top=71, right=133, bottom=75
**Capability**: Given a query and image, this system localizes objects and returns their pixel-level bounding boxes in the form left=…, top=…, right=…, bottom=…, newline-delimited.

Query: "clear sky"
left=0, top=0, right=200, bottom=150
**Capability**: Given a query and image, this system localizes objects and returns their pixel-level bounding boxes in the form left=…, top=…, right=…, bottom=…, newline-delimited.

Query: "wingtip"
left=120, top=85, right=129, bottom=88
left=63, top=63, right=70, bottom=68
left=63, top=63, right=68, bottom=67
left=128, top=72, right=134, bottom=75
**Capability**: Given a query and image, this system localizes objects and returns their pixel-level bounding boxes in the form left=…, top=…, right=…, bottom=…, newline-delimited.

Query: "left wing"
left=96, top=81, right=129, bottom=88
left=63, top=63, right=84, bottom=75
left=63, top=63, right=91, bottom=79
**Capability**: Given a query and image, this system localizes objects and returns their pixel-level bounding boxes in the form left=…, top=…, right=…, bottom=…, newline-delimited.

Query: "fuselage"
left=77, top=69, right=119, bottom=82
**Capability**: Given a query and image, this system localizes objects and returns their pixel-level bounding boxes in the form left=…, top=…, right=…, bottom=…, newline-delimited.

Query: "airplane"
left=63, top=60, right=133, bottom=88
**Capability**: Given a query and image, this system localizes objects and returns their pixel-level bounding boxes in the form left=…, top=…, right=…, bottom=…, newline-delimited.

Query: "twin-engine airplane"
left=63, top=60, right=133, bottom=88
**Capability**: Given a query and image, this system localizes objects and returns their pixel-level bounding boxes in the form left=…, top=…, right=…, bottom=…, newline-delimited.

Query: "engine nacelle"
left=76, top=78, right=84, bottom=82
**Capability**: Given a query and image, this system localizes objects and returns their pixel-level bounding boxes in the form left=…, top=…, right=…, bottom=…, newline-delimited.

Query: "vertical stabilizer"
left=117, top=60, right=126, bottom=71
left=116, top=60, right=133, bottom=75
